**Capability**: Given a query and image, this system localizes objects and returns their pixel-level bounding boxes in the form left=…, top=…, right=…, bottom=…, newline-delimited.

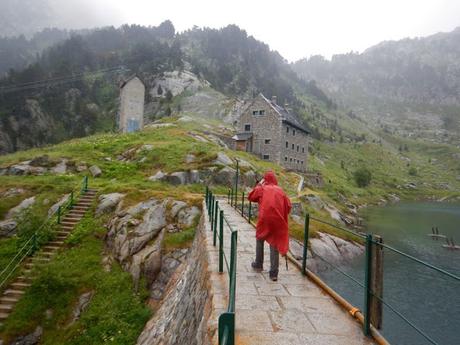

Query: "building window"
left=302, top=147, right=305, bottom=153
left=297, top=145, right=299, bottom=152
left=285, top=141, right=288, bottom=148
left=301, top=161, right=304, bottom=165
left=263, top=154, right=270, bottom=160
left=265, top=139, right=271, bottom=144
left=252, top=110, right=266, bottom=116
left=297, top=160, right=300, bottom=164
left=285, top=156, right=288, bottom=162
left=290, top=158, right=292, bottom=162
left=244, top=124, right=251, bottom=131
left=260, top=110, right=265, bottom=115
left=293, top=129, right=296, bottom=136
left=292, top=144, right=294, bottom=150
left=286, top=126, right=289, bottom=133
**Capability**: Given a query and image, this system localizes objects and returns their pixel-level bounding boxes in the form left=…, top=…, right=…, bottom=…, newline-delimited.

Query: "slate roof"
left=120, top=74, right=144, bottom=89
left=259, top=93, right=309, bottom=134
left=232, top=132, right=253, bottom=141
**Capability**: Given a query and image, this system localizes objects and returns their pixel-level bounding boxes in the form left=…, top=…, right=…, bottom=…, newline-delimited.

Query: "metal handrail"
left=205, top=187, right=238, bottom=345
left=0, top=176, right=90, bottom=290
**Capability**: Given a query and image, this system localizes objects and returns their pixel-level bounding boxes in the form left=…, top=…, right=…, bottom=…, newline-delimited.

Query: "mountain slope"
left=293, top=27, right=460, bottom=144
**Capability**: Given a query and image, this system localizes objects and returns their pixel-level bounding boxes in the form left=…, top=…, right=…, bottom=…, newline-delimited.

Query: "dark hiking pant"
left=255, top=239, right=279, bottom=277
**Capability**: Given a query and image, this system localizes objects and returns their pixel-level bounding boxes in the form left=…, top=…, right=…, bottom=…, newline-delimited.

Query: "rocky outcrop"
left=70, top=292, right=94, bottom=325
left=6, top=197, right=36, bottom=219
left=213, top=152, right=233, bottom=166
left=105, top=198, right=202, bottom=289
left=0, top=220, right=18, bottom=237
left=289, top=232, right=365, bottom=273
left=136, top=214, right=210, bottom=345
left=9, top=326, right=43, bottom=345
left=48, top=194, right=70, bottom=217
left=96, top=193, right=125, bottom=215
left=89, top=165, right=102, bottom=177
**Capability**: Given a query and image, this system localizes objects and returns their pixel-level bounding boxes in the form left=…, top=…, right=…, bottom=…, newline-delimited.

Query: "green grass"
left=0, top=215, right=151, bottom=345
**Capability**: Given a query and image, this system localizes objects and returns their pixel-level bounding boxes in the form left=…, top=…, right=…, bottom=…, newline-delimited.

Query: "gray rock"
left=178, top=206, right=201, bottom=227
left=214, top=152, right=233, bottom=166
left=70, top=291, right=93, bottom=324
left=243, top=170, right=257, bottom=186
left=48, top=194, right=70, bottom=217
left=291, top=215, right=303, bottom=225
left=166, top=172, right=187, bottom=185
left=1, top=188, right=25, bottom=197
left=291, top=202, right=303, bottom=217
left=9, top=162, right=46, bottom=176
left=148, top=170, right=165, bottom=181
left=170, top=200, right=187, bottom=219
left=96, top=193, right=124, bottom=215
left=89, top=165, right=102, bottom=177
left=76, top=164, right=87, bottom=172
left=0, top=220, right=18, bottom=237
left=6, top=196, right=36, bottom=219
left=185, top=154, right=196, bottom=164
left=141, top=144, right=154, bottom=151
left=211, top=166, right=236, bottom=186
left=10, top=326, right=42, bottom=345
left=51, top=159, right=67, bottom=174
left=189, top=170, right=200, bottom=184
left=301, top=194, right=325, bottom=210
left=238, top=159, right=253, bottom=169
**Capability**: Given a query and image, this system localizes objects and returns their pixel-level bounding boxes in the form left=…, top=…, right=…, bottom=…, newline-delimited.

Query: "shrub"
left=353, top=167, right=372, bottom=187
left=408, top=167, right=417, bottom=176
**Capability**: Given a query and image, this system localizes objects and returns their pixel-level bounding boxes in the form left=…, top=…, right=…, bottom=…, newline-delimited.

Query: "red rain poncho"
left=248, top=171, right=291, bottom=255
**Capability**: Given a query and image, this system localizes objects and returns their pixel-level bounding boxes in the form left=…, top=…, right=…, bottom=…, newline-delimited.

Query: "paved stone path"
left=205, top=198, right=375, bottom=345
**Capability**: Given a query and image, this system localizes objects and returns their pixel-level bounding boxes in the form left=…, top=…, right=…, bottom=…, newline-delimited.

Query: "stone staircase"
left=0, top=189, right=98, bottom=325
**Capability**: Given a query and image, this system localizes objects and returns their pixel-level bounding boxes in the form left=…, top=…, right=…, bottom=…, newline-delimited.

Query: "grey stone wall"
left=136, top=214, right=211, bottom=345
left=238, top=97, right=283, bottom=164
left=281, top=123, right=308, bottom=172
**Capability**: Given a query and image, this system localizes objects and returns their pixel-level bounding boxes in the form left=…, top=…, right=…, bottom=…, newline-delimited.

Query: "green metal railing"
left=0, top=176, right=90, bottom=291
left=205, top=187, right=238, bottom=345
left=227, top=164, right=460, bottom=344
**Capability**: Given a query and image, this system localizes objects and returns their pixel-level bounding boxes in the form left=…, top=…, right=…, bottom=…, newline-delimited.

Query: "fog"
left=2, top=0, right=460, bottom=61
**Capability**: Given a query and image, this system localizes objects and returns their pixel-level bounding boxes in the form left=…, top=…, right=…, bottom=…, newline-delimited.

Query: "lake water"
left=316, top=202, right=460, bottom=345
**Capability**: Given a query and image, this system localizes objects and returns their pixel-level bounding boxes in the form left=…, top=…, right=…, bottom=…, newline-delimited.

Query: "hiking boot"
left=251, top=262, right=263, bottom=272
left=269, top=271, right=278, bottom=282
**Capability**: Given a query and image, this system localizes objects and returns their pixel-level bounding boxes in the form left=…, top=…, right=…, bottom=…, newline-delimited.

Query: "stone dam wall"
left=136, top=214, right=212, bottom=345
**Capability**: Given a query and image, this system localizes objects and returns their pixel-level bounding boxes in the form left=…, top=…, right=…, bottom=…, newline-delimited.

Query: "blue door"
left=127, top=119, right=140, bottom=133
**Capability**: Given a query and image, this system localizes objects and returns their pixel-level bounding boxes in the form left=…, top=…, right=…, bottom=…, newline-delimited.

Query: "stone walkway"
left=205, top=198, right=375, bottom=345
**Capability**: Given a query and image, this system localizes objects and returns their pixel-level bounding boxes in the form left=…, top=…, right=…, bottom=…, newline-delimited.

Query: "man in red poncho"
left=248, top=171, right=291, bottom=281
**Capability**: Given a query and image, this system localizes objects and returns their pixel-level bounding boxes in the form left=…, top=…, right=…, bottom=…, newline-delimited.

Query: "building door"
left=127, top=118, right=140, bottom=133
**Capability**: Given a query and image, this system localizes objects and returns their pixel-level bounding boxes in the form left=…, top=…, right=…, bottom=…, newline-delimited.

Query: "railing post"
left=363, top=234, right=373, bottom=336
left=32, top=232, right=38, bottom=251
left=213, top=202, right=219, bottom=246
left=83, top=176, right=88, bottom=193
left=69, top=191, right=74, bottom=208
left=248, top=201, right=252, bottom=223
left=219, top=210, right=224, bottom=273
left=205, top=186, right=209, bottom=206
left=302, top=213, right=310, bottom=275
left=234, top=160, right=239, bottom=207
left=229, top=231, right=238, bottom=311
left=370, top=235, right=384, bottom=330
left=230, top=189, right=233, bottom=207
left=210, top=195, right=214, bottom=226
left=241, top=191, right=245, bottom=216
left=57, top=206, right=62, bottom=224
left=213, top=200, right=219, bottom=239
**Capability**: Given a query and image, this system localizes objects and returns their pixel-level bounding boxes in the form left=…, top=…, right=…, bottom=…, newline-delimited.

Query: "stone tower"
left=119, top=76, right=145, bottom=133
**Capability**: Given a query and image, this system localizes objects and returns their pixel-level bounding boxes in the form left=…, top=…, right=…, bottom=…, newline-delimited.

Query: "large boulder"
left=242, top=170, right=257, bottom=186
left=178, top=206, right=201, bottom=227
left=96, top=193, right=124, bottom=215
left=291, top=202, right=304, bottom=217
left=89, top=165, right=102, bottom=177
left=9, top=326, right=43, bottom=345
left=51, top=159, right=67, bottom=174
left=211, top=166, right=236, bottom=186
left=6, top=196, right=36, bottom=219
left=165, top=172, right=187, bottom=185
left=214, top=152, right=233, bottom=166
left=148, top=170, right=165, bottom=182
left=170, top=201, right=187, bottom=218
left=0, top=220, right=18, bottom=237
left=70, top=291, right=93, bottom=324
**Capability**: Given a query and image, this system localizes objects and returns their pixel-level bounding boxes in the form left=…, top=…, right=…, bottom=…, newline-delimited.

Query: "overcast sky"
left=67, top=0, right=460, bottom=61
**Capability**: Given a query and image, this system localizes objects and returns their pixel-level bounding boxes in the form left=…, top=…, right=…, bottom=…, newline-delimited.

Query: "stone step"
left=56, top=231, right=71, bottom=236
left=11, top=282, right=31, bottom=289
left=0, top=304, right=13, bottom=312
left=37, top=252, right=54, bottom=258
left=4, top=289, right=25, bottom=297
left=0, top=312, right=9, bottom=320
left=68, top=211, right=86, bottom=216
left=0, top=296, right=19, bottom=304
left=17, top=275, right=33, bottom=282
left=48, top=241, right=64, bottom=246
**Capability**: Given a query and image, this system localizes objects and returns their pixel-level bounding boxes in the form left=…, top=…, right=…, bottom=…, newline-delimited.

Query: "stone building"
left=234, top=93, right=309, bottom=172
left=119, top=75, right=145, bottom=133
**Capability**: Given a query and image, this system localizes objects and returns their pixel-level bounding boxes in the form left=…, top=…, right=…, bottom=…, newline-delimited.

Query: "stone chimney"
left=271, top=96, right=277, bottom=104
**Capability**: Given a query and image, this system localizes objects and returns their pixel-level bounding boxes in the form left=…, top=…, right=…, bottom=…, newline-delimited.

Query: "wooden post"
left=370, top=235, right=384, bottom=329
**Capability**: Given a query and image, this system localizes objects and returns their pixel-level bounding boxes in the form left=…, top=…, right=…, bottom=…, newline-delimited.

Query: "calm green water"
left=318, top=202, right=460, bottom=345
